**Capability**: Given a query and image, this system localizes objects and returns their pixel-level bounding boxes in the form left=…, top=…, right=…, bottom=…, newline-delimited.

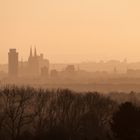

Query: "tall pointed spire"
left=30, top=47, right=32, bottom=57
left=34, top=46, right=37, bottom=57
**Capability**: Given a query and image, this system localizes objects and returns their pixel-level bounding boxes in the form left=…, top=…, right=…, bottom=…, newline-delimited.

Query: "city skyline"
left=1, top=47, right=140, bottom=65
left=4, top=47, right=140, bottom=74
left=1, top=1, right=140, bottom=139
left=7, top=48, right=50, bottom=78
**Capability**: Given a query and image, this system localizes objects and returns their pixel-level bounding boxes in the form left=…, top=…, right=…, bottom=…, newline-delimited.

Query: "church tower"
left=30, top=47, right=32, bottom=57
left=28, top=46, right=39, bottom=77
left=34, top=46, right=37, bottom=57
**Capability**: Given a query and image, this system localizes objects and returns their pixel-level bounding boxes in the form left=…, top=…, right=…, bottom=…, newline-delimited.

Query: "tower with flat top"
left=8, top=49, right=19, bottom=77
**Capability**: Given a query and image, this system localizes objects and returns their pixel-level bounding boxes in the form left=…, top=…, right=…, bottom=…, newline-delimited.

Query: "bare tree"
left=1, top=86, right=34, bottom=140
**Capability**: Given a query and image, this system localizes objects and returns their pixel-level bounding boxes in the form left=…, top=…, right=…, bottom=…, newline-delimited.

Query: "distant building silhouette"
left=64, top=65, right=75, bottom=77
left=50, top=69, right=58, bottom=78
left=113, top=67, right=117, bottom=74
left=65, top=65, right=75, bottom=73
left=8, top=49, right=18, bottom=77
left=41, top=66, right=49, bottom=77
left=28, top=47, right=39, bottom=76
left=25, top=47, right=50, bottom=77
left=126, top=69, right=140, bottom=77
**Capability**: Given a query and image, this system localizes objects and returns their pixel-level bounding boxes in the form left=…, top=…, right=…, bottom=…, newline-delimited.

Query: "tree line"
left=0, top=85, right=139, bottom=140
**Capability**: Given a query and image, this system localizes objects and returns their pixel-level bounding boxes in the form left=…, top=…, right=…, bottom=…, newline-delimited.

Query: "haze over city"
left=1, top=0, right=140, bottom=63
left=1, top=1, right=140, bottom=140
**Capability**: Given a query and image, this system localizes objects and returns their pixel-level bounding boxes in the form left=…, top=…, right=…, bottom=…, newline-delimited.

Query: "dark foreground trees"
left=111, top=102, right=140, bottom=140
left=0, top=86, right=140, bottom=140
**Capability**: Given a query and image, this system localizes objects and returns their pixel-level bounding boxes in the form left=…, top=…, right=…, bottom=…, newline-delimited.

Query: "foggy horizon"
left=1, top=0, right=140, bottom=92
left=1, top=1, right=140, bottom=140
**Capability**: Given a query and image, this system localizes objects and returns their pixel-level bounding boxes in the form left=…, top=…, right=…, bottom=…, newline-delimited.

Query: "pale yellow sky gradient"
left=0, top=0, right=140, bottom=63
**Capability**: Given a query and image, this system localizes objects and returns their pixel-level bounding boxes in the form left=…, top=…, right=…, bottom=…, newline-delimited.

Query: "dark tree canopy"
left=111, top=102, right=140, bottom=140
left=1, top=86, right=140, bottom=140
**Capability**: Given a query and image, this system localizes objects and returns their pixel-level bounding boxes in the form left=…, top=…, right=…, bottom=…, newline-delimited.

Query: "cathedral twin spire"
left=30, top=46, right=37, bottom=57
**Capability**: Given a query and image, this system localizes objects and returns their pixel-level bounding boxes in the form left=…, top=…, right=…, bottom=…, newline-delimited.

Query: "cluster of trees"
left=0, top=86, right=139, bottom=140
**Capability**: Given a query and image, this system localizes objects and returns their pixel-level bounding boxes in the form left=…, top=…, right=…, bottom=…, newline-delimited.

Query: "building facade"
left=18, top=47, right=49, bottom=77
left=8, top=49, right=18, bottom=77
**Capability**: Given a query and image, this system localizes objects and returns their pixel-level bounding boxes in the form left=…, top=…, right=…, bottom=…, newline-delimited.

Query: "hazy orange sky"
left=1, top=0, right=140, bottom=63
